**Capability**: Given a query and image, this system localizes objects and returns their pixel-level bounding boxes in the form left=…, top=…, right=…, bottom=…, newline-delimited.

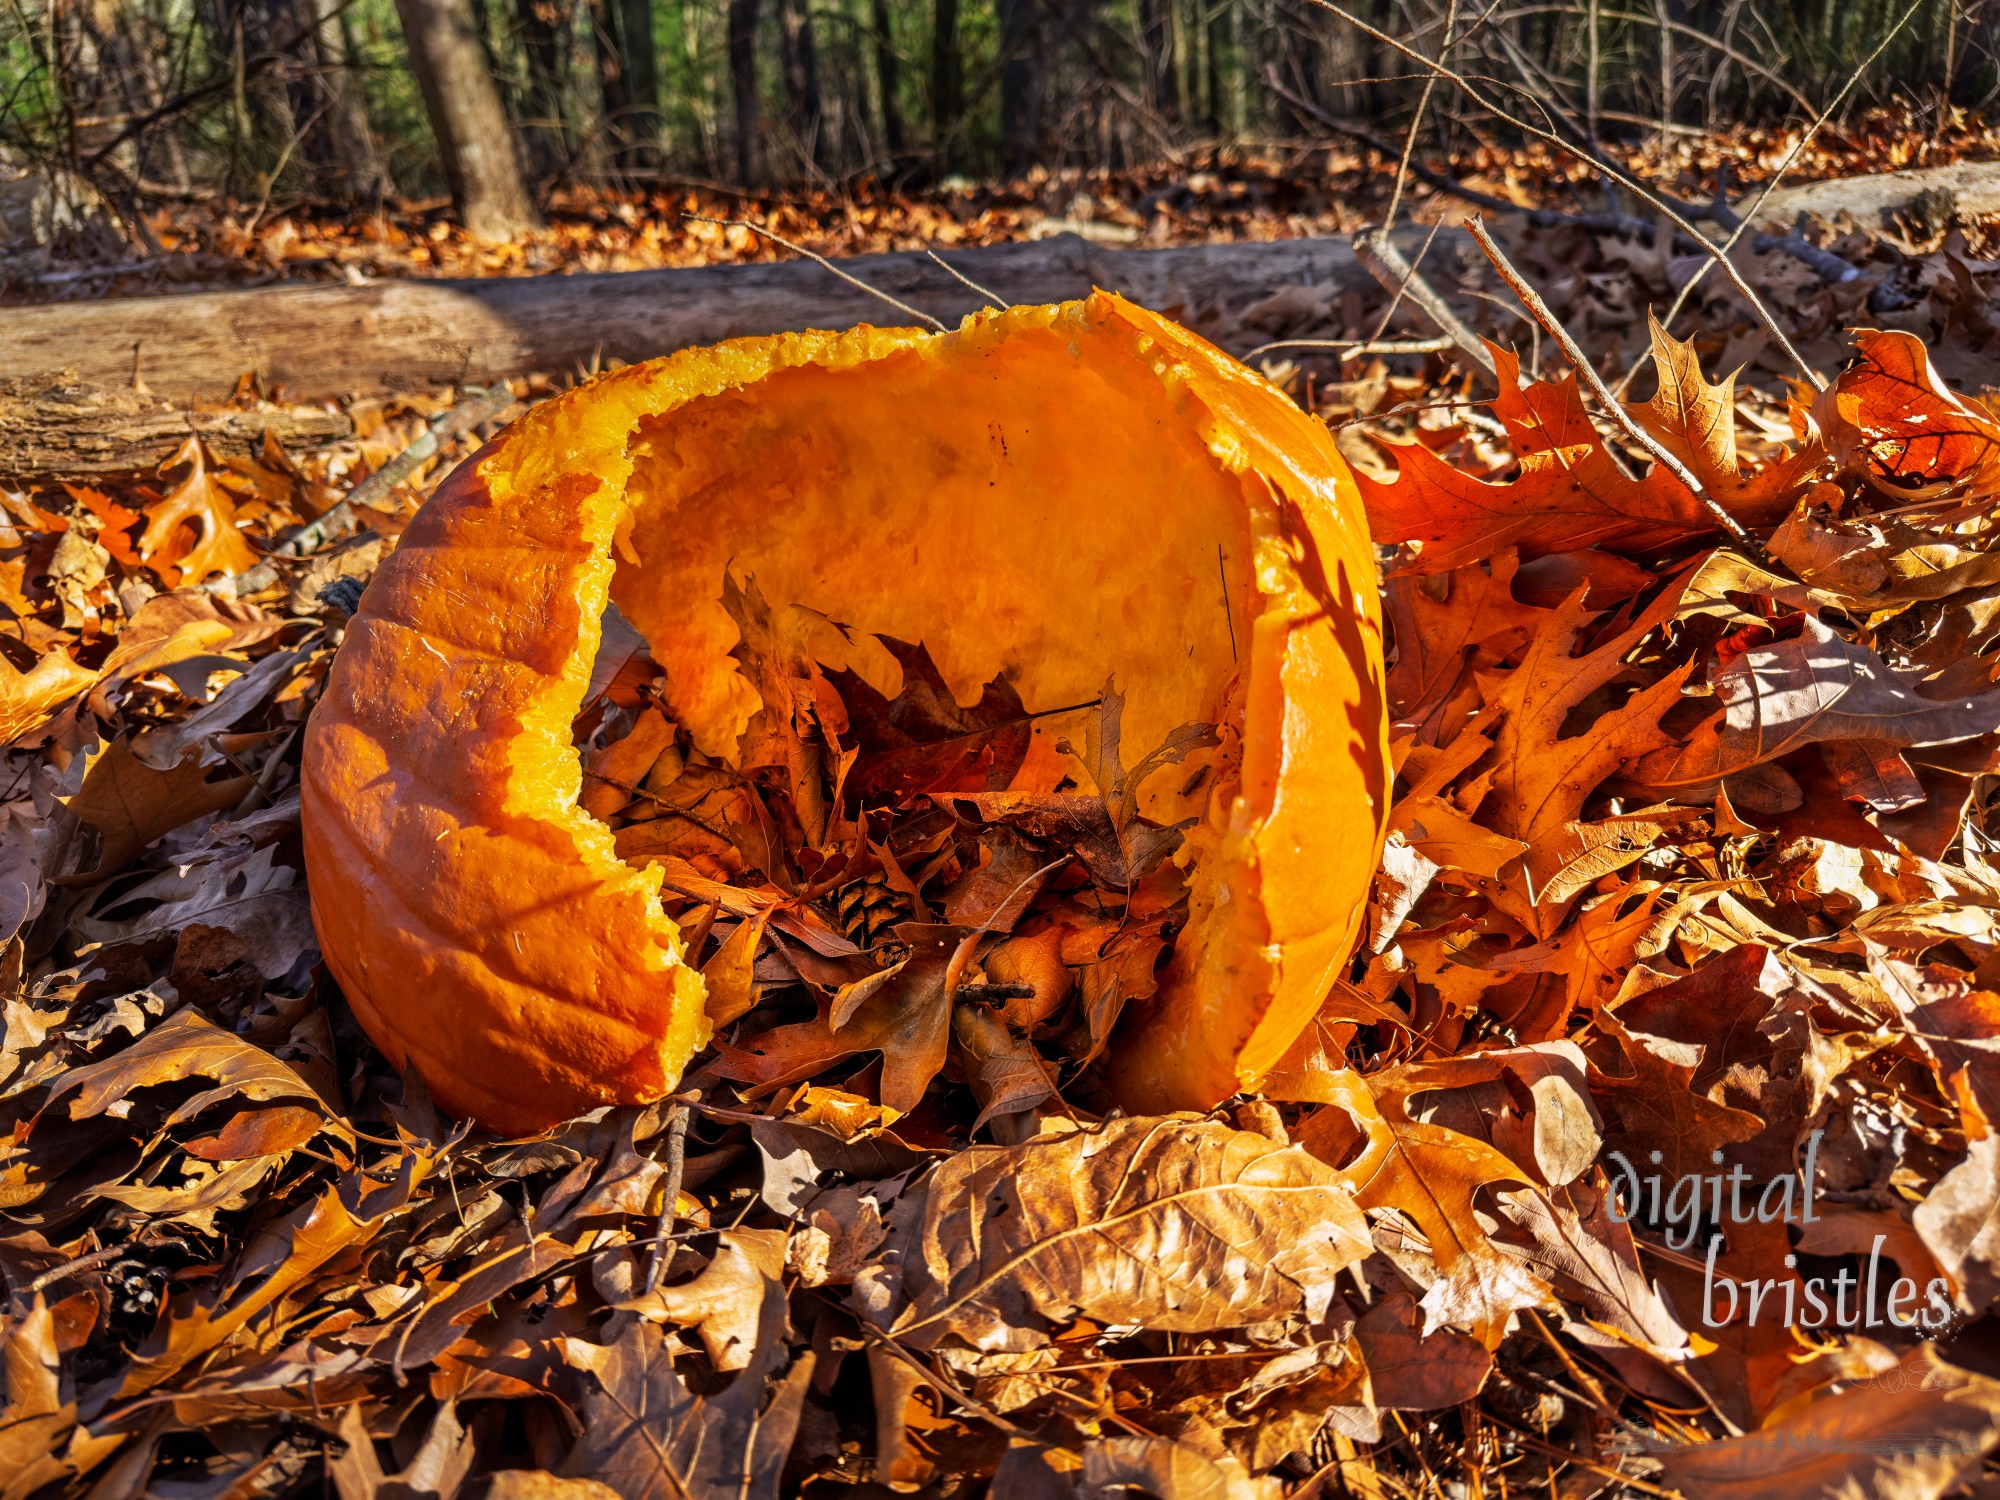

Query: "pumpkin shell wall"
left=301, top=293, right=1390, bottom=1136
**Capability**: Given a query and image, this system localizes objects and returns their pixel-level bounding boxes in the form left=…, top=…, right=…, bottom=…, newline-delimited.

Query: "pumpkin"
left=300, top=293, right=1390, bottom=1136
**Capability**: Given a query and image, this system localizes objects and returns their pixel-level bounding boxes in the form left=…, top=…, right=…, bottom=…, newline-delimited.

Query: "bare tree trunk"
left=514, top=0, right=568, bottom=175
left=776, top=0, right=825, bottom=169
left=871, top=0, right=904, bottom=152
left=313, top=0, right=393, bottom=198
left=1138, top=0, right=1178, bottom=121
left=729, top=0, right=762, bottom=182
left=997, top=0, right=1040, bottom=174
left=932, top=0, right=962, bottom=168
left=392, top=0, right=541, bottom=237
left=588, top=0, right=631, bottom=165
left=1205, top=0, right=1227, bottom=136
left=618, top=0, right=662, bottom=164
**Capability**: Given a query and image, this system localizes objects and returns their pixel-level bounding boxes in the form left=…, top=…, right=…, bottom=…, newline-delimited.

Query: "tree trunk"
left=1204, top=0, right=1227, bottom=137
left=932, top=0, right=962, bottom=167
left=872, top=0, right=904, bottom=153
left=997, top=0, right=1039, bottom=175
left=729, top=0, right=763, bottom=183
left=1138, top=0, right=1178, bottom=122
left=588, top=0, right=632, bottom=167
left=393, top=0, right=541, bottom=238
left=313, top=0, right=393, bottom=198
left=617, top=0, right=662, bottom=165
left=777, top=0, right=825, bottom=170
left=514, top=0, right=569, bottom=176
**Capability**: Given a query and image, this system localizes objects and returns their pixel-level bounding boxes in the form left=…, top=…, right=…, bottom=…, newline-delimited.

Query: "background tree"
left=392, top=0, right=541, bottom=236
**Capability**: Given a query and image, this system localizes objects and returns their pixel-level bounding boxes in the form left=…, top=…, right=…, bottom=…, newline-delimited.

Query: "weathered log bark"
left=2, top=161, right=1992, bottom=418
left=0, top=376, right=352, bottom=478
left=0, top=231, right=1422, bottom=405
left=1747, top=160, right=2000, bottom=230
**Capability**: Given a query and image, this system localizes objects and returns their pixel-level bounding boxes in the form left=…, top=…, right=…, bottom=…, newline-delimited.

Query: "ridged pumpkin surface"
left=301, top=293, right=1390, bottom=1136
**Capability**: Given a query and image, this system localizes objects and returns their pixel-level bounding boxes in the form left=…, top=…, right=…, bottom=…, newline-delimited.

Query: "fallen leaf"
left=1361, top=341, right=1806, bottom=573
left=616, top=1228, right=789, bottom=1372
left=1650, top=1343, right=2000, bottom=1499
left=1631, top=615, right=2000, bottom=799
left=139, top=435, right=262, bottom=585
left=57, top=738, right=252, bottom=882
left=561, top=1278, right=813, bottom=1500
left=0, top=649, right=94, bottom=746
left=884, top=1116, right=1370, bottom=1353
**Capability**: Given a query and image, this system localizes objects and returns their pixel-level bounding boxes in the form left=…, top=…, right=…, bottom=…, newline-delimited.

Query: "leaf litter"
left=13, top=226, right=2000, bottom=1500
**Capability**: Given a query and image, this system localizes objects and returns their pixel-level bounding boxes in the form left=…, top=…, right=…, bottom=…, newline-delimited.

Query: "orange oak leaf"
left=1812, top=328, right=2000, bottom=493
left=1481, top=580, right=1693, bottom=914
left=139, top=436, right=262, bottom=586
left=0, top=648, right=95, bottom=746
left=1635, top=313, right=1825, bottom=515
left=1298, top=1060, right=1560, bottom=1348
left=1362, top=332, right=1814, bottom=573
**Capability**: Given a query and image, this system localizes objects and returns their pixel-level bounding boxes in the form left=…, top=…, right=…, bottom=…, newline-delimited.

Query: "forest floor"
left=8, top=112, right=2000, bottom=1500
left=10, top=105, right=2000, bottom=303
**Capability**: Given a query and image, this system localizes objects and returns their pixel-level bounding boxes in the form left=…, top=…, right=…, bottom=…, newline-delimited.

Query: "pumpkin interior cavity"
left=604, top=328, right=1263, bottom=812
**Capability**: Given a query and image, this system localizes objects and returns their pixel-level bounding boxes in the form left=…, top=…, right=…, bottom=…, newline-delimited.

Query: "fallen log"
left=1, top=231, right=1413, bottom=407
left=2, top=159, right=1992, bottom=433
left=1749, top=159, right=2000, bottom=230
left=0, top=374, right=352, bottom=478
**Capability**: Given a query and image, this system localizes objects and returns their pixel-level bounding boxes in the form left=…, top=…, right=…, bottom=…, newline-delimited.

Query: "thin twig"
left=1353, top=229, right=1499, bottom=382
left=924, top=249, right=1011, bottom=310
left=1302, top=0, right=1822, bottom=388
left=643, top=1090, right=698, bottom=1294
left=1466, top=215, right=1773, bottom=564
left=688, top=215, right=946, bottom=331
left=1631, top=0, right=1926, bottom=385
left=25, top=1241, right=130, bottom=1295
left=1381, top=0, right=1466, bottom=233
left=1245, top=335, right=1458, bottom=360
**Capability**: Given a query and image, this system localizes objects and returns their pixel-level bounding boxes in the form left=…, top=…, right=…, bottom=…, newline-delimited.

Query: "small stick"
left=643, top=1090, right=699, bottom=1294
left=924, top=250, right=1011, bottom=310
left=1244, top=335, right=1456, bottom=360
left=689, top=215, right=946, bottom=331
left=1628, top=0, right=1925, bottom=387
left=216, top=385, right=515, bottom=596
left=1466, top=216, right=1771, bottom=564
left=1353, top=228, right=1498, bottom=382
left=1303, top=0, right=1822, bottom=388
left=26, top=1241, right=130, bottom=1294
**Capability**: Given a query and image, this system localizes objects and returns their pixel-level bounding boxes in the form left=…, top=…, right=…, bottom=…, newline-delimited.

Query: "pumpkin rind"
left=301, top=293, right=1389, bottom=1136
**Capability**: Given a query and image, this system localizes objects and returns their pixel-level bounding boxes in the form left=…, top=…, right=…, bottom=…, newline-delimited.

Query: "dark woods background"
left=4, top=0, right=1998, bottom=244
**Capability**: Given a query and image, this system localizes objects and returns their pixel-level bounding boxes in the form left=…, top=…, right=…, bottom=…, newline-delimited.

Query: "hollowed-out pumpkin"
left=301, top=292, right=1389, bottom=1136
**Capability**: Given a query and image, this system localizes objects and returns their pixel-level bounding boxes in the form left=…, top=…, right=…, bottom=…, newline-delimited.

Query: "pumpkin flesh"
left=302, top=294, right=1389, bottom=1135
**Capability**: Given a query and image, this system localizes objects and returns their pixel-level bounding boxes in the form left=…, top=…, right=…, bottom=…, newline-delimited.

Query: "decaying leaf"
left=882, top=1116, right=1370, bottom=1354
left=560, top=1280, right=813, bottom=1500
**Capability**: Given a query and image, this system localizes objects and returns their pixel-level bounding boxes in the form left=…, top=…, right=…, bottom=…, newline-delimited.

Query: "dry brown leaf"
left=1631, top=615, right=2000, bottom=799
left=560, top=1279, right=813, bottom=1500
left=58, top=737, right=253, bottom=882
left=48, top=1008, right=325, bottom=1121
left=1299, top=1062, right=1556, bottom=1346
left=883, top=1116, right=1370, bottom=1354
left=0, top=648, right=94, bottom=747
left=1637, top=313, right=1826, bottom=515
left=615, top=1228, right=788, bottom=1372
left=1651, top=1343, right=2000, bottom=1499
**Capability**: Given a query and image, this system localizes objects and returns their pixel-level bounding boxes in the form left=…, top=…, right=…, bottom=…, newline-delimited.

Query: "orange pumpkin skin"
left=301, top=293, right=1389, bottom=1136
